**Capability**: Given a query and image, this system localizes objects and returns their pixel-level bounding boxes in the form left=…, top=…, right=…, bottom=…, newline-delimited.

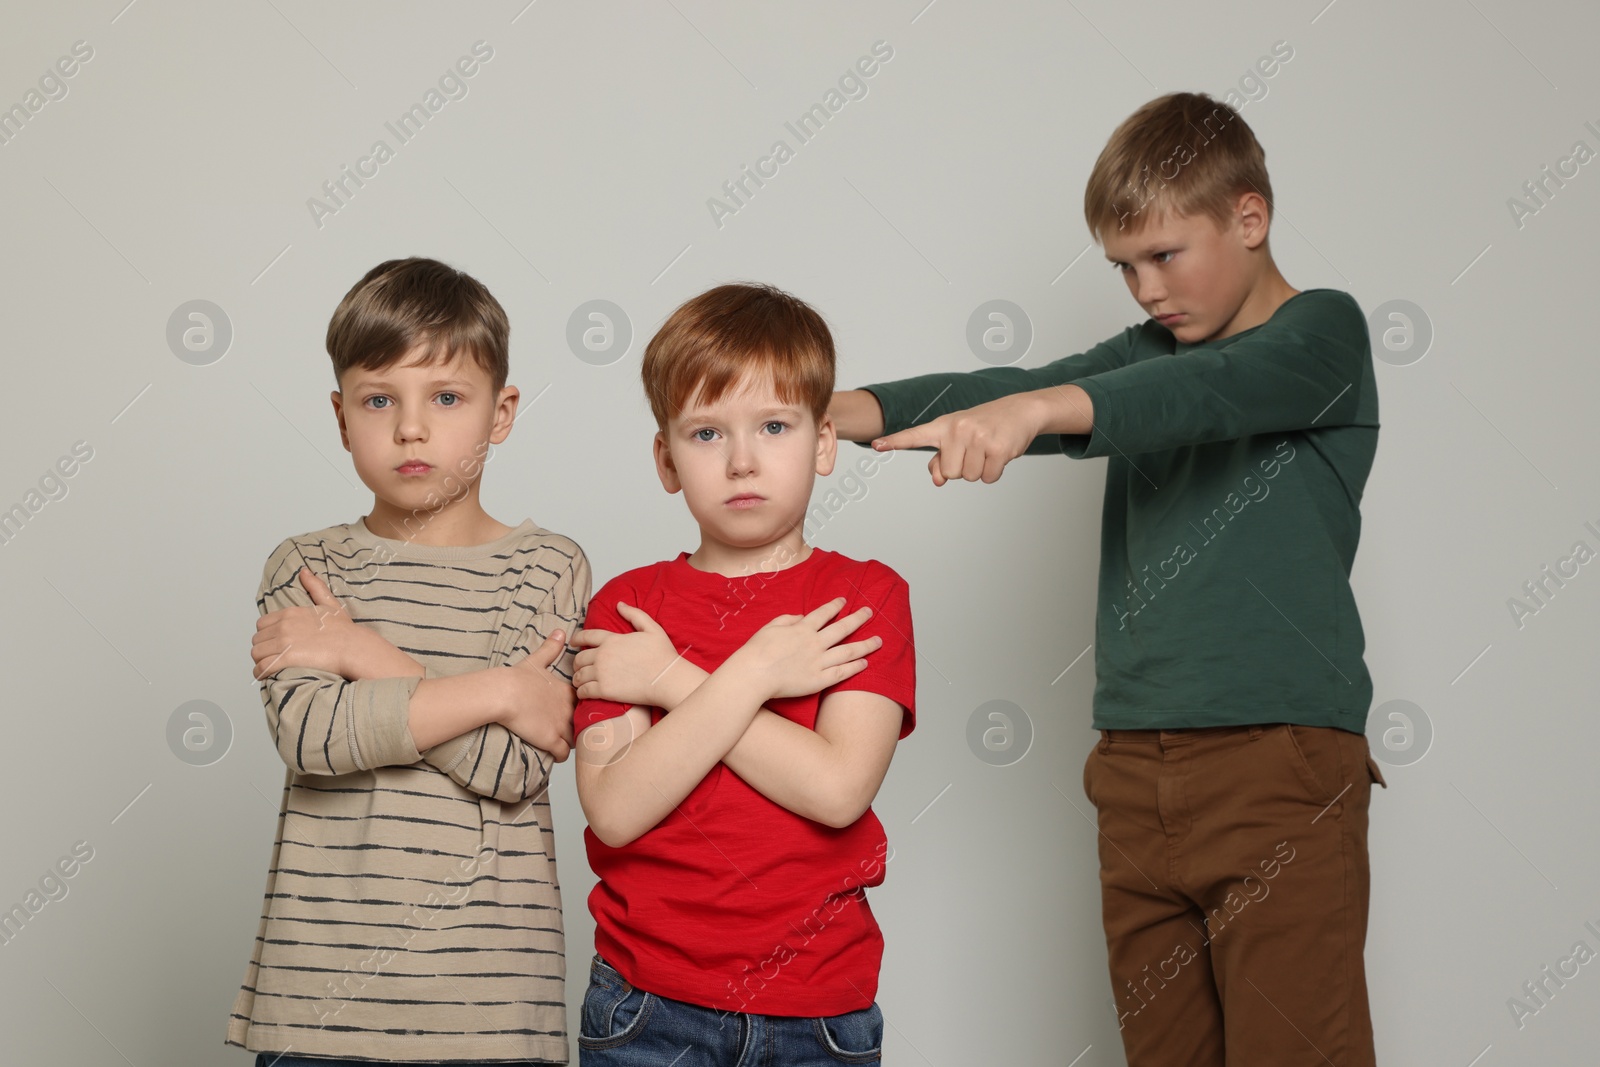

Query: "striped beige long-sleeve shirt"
left=226, top=517, right=590, bottom=1063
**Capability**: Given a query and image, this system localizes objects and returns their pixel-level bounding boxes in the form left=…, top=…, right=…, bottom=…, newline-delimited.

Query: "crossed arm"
left=251, top=547, right=586, bottom=802
left=572, top=599, right=905, bottom=847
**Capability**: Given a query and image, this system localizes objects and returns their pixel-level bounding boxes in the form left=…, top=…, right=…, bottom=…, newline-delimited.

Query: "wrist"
left=1029, top=383, right=1092, bottom=436
left=1016, top=389, right=1055, bottom=439
left=343, top=625, right=425, bottom=681
left=717, top=648, right=775, bottom=704
left=489, top=668, right=520, bottom=726
left=656, top=660, right=709, bottom=711
left=334, top=626, right=363, bottom=679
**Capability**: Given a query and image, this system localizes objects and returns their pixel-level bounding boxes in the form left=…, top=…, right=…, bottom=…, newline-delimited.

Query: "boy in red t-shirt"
left=568, top=282, right=916, bottom=1065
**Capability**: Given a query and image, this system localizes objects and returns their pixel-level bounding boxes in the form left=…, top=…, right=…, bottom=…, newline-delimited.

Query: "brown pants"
left=1083, top=723, right=1387, bottom=1066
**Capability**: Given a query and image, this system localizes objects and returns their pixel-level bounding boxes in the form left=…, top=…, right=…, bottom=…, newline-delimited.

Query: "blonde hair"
left=326, top=257, right=509, bottom=393
left=1084, top=92, right=1273, bottom=242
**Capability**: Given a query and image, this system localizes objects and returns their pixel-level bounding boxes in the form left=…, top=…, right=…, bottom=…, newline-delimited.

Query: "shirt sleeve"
left=420, top=547, right=593, bottom=803
left=853, top=327, right=1139, bottom=455
left=572, top=575, right=640, bottom=735
left=255, top=540, right=423, bottom=775
left=576, top=575, right=662, bottom=735
left=1061, top=294, right=1373, bottom=458
left=824, top=561, right=917, bottom=738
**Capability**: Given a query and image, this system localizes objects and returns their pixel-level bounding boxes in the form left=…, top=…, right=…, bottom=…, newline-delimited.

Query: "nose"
left=725, top=431, right=756, bottom=476
left=395, top=404, right=427, bottom=443
left=1134, top=267, right=1166, bottom=308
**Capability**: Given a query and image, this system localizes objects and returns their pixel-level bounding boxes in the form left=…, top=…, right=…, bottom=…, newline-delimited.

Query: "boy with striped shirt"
left=226, top=257, right=588, bottom=1064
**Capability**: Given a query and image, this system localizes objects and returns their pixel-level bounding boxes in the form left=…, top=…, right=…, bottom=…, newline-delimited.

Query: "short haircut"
left=641, top=283, right=834, bottom=430
left=1083, top=92, right=1273, bottom=243
left=326, top=257, right=509, bottom=394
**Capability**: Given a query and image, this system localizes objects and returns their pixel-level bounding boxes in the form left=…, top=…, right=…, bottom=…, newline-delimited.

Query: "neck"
left=687, top=529, right=812, bottom=578
left=365, top=492, right=509, bottom=547
left=1254, top=264, right=1299, bottom=313
left=1217, top=265, right=1299, bottom=340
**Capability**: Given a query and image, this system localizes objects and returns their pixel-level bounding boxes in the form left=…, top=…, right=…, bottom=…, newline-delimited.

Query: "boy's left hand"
left=572, top=603, right=684, bottom=707
left=251, top=566, right=362, bottom=680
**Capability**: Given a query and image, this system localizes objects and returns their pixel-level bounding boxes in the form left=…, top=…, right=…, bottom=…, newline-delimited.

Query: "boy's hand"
left=251, top=566, right=418, bottom=681
left=729, top=598, right=882, bottom=702
left=498, top=630, right=576, bottom=761
left=572, top=603, right=684, bottom=707
left=251, top=566, right=358, bottom=680
left=873, top=391, right=1055, bottom=486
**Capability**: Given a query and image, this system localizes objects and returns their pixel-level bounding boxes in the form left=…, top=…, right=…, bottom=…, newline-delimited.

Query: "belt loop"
left=1098, top=729, right=1111, bottom=754
left=1247, top=724, right=1263, bottom=741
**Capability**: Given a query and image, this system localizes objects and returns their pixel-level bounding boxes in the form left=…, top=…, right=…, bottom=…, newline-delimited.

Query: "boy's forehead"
left=676, top=373, right=804, bottom=421
left=1103, top=210, right=1212, bottom=257
left=344, top=346, right=490, bottom=388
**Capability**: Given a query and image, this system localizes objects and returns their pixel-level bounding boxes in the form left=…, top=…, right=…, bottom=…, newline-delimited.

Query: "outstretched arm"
left=830, top=329, right=1134, bottom=450
left=870, top=385, right=1093, bottom=486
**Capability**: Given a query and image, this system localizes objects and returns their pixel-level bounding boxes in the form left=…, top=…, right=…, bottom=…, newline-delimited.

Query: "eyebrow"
left=354, top=377, right=475, bottom=390
left=681, top=404, right=804, bottom=420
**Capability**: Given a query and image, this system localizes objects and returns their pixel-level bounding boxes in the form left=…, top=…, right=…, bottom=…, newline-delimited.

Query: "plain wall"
left=1, top=1, right=1596, bottom=1063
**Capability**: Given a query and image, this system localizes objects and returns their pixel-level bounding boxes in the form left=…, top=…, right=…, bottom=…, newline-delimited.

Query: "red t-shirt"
left=574, top=547, right=916, bottom=1016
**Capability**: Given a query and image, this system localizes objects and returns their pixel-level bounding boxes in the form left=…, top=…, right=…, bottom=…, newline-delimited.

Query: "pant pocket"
left=1364, top=742, right=1388, bottom=790
left=1082, top=743, right=1097, bottom=806
left=1281, top=724, right=1348, bottom=806
left=578, top=956, right=653, bottom=1049
left=812, top=1002, right=883, bottom=1063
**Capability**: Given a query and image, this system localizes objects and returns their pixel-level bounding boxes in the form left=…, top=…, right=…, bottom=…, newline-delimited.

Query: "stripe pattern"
left=226, top=518, right=589, bottom=1063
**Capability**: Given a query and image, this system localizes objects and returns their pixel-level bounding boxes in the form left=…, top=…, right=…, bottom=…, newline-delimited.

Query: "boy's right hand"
left=497, top=630, right=576, bottom=762
left=872, top=389, right=1088, bottom=485
left=729, top=597, right=883, bottom=702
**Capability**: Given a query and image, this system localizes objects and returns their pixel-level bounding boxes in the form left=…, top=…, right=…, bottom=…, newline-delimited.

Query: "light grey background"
left=1, top=1, right=1596, bottom=1063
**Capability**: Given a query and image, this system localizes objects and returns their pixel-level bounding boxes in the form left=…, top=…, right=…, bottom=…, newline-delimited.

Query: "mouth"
left=725, top=493, right=765, bottom=509
left=396, top=460, right=432, bottom=475
left=1156, top=312, right=1184, bottom=326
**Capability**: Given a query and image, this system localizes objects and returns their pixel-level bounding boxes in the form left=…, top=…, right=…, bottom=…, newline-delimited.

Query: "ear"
left=489, top=384, right=520, bottom=444
left=1235, top=191, right=1271, bottom=250
left=653, top=430, right=683, bottom=494
left=814, top=413, right=838, bottom=477
left=330, top=390, right=351, bottom=451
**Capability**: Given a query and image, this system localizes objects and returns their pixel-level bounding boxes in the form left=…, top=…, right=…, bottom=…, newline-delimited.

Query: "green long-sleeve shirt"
left=859, top=288, right=1378, bottom=732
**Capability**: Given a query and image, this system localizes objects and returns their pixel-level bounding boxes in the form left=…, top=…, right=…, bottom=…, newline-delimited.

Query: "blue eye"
left=438, top=392, right=459, bottom=406
left=694, top=428, right=718, bottom=442
left=764, top=420, right=787, bottom=434
left=366, top=396, right=391, bottom=409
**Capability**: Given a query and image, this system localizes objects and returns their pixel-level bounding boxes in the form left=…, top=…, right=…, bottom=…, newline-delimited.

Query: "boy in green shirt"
left=830, top=92, right=1387, bottom=1066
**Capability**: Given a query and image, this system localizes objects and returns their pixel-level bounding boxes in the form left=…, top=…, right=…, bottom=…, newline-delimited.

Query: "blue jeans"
left=578, top=955, right=883, bottom=1065
left=255, top=1055, right=550, bottom=1066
